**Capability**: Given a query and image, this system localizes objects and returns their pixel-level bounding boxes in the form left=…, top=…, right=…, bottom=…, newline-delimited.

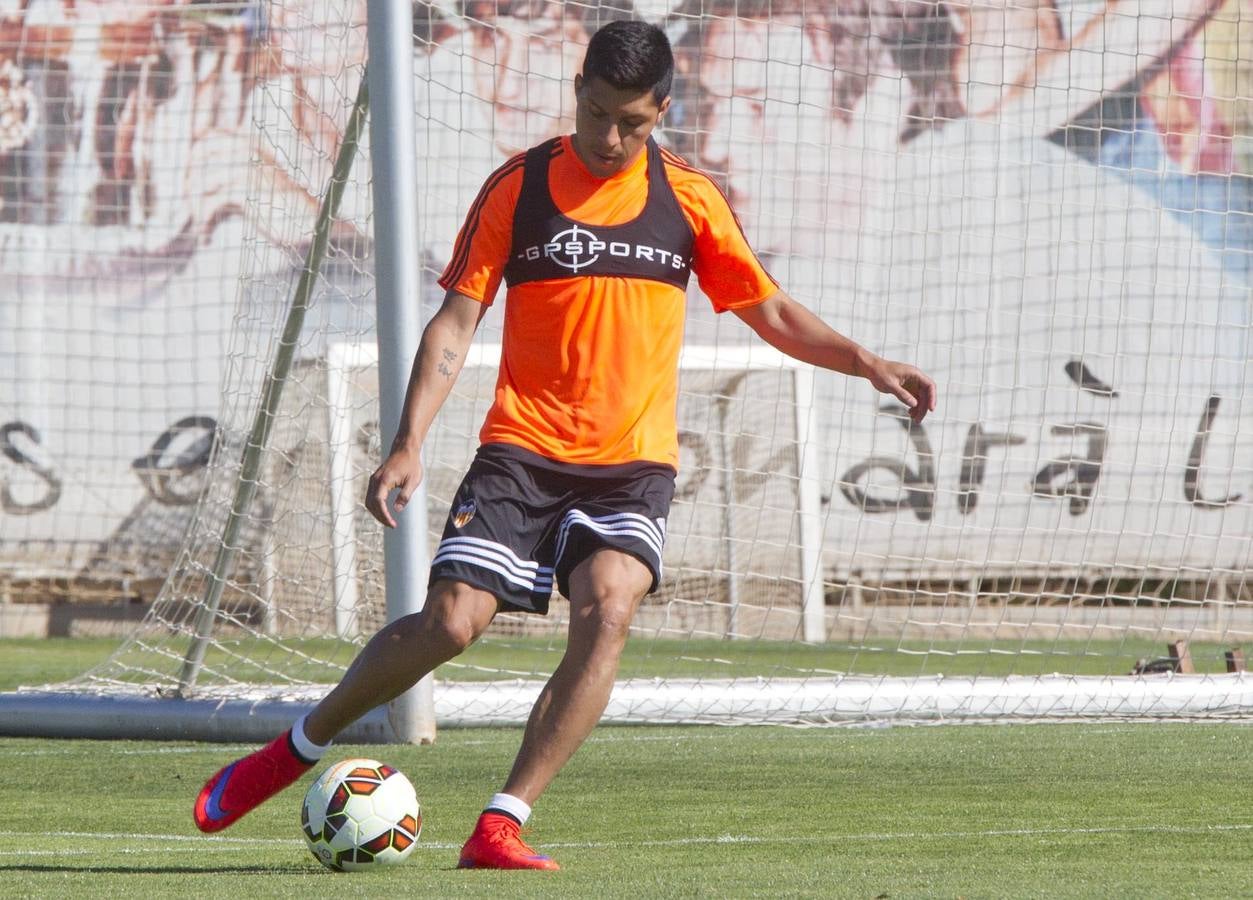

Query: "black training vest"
left=503, top=137, right=695, bottom=290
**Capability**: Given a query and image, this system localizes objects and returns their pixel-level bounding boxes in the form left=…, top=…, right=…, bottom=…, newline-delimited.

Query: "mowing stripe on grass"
left=0, top=745, right=258, bottom=757
left=0, top=730, right=711, bottom=759
left=545, top=823, right=1253, bottom=849
left=4, top=822, right=1249, bottom=852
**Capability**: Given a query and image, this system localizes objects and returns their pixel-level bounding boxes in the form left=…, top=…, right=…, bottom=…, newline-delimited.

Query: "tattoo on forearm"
left=437, top=347, right=457, bottom=380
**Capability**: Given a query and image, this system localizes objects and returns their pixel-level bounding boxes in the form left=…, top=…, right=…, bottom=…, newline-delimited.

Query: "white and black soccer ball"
left=300, top=758, right=422, bottom=871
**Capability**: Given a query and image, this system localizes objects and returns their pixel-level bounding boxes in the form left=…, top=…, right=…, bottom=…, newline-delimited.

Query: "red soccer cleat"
left=193, top=730, right=313, bottom=833
left=457, top=812, right=560, bottom=871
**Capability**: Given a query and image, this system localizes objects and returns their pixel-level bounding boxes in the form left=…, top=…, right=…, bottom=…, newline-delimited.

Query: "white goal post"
left=326, top=340, right=828, bottom=643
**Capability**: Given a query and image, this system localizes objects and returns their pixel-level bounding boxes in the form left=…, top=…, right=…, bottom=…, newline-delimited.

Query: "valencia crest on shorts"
left=452, top=498, right=477, bottom=528
left=429, top=443, right=676, bottom=613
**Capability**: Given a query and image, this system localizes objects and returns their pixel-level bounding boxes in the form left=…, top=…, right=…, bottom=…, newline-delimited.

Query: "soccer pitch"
left=1, top=727, right=1250, bottom=897
left=1, top=642, right=1250, bottom=897
left=4, top=2, right=1253, bottom=894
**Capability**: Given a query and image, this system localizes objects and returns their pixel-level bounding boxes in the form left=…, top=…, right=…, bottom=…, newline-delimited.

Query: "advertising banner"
left=2, top=1, right=1251, bottom=584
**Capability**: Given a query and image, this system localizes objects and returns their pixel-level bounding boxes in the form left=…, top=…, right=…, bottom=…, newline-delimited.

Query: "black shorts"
left=428, top=443, right=676, bottom=614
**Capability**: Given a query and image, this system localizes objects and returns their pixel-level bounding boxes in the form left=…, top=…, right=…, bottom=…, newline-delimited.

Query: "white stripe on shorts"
left=432, top=536, right=554, bottom=594
left=553, top=509, right=666, bottom=575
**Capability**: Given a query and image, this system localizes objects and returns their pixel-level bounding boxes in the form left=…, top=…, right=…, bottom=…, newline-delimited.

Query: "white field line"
left=0, top=831, right=301, bottom=846
left=0, top=846, right=287, bottom=858
left=0, top=746, right=256, bottom=757
left=549, top=823, right=1253, bottom=849
left=0, top=823, right=1249, bottom=856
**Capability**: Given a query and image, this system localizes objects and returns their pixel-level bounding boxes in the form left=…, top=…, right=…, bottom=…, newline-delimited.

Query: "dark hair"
left=582, top=20, right=674, bottom=104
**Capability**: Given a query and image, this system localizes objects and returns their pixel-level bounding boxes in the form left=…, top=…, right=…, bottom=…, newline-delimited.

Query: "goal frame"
left=0, top=0, right=434, bottom=745
left=326, top=340, right=829, bottom=645
left=1, top=1, right=1251, bottom=740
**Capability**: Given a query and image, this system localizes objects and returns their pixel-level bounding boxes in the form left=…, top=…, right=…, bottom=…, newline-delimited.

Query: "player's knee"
left=574, top=591, right=638, bottom=645
left=594, top=610, right=633, bottom=646
left=417, top=599, right=484, bottom=656
left=419, top=611, right=480, bottom=656
left=420, top=581, right=495, bottom=654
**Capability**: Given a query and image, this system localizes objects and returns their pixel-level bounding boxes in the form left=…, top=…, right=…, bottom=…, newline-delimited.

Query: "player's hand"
left=860, top=356, right=937, bottom=425
left=365, top=445, right=424, bottom=529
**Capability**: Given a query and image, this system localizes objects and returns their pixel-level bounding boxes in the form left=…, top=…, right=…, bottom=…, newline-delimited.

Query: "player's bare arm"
left=733, top=290, right=937, bottom=424
left=365, top=290, right=488, bottom=527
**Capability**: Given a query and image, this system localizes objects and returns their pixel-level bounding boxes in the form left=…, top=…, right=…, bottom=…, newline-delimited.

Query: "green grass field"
left=4, top=635, right=1246, bottom=691
left=1, top=640, right=1251, bottom=897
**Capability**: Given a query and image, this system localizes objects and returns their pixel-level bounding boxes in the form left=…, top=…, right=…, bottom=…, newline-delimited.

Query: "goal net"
left=2, top=0, right=1252, bottom=737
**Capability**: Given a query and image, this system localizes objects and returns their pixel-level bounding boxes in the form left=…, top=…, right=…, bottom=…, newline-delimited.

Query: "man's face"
left=572, top=73, right=669, bottom=178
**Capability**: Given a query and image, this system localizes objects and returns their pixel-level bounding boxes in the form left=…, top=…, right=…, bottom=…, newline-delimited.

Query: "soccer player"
left=193, top=20, right=936, bottom=870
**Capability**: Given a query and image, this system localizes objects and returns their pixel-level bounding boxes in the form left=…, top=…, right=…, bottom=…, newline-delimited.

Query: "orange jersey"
left=439, top=135, right=776, bottom=468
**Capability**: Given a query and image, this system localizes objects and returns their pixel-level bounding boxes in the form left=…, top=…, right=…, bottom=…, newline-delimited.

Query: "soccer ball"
left=300, top=758, right=422, bottom=871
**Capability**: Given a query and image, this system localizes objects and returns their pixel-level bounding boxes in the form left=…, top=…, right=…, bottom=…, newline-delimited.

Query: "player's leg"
left=303, top=580, right=498, bottom=743
left=194, top=444, right=551, bottom=834
left=458, top=548, right=651, bottom=871
left=193, top=580, right=497, bottom=833
left=459, top=461, right=673, bottom=870
left=502, top=548, right=650, bottom=801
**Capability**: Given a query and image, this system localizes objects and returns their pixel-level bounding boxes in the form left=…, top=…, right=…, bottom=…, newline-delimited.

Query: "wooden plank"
left=1168, top=640, right=1195, bottom=674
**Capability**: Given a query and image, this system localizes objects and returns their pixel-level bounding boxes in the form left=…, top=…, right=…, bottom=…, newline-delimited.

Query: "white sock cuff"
left=485, top=792, right=531, bottom=825
left=289, top=715, right=331, bottom=762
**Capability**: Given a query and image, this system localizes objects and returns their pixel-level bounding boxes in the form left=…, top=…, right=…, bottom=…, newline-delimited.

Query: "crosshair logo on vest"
left=542, top=224, right=602, bottom=273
